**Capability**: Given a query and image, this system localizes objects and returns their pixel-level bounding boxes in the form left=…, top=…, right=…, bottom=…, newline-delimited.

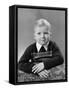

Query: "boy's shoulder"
left=49, top=40, right=59, bottom=49
left=28, top=42, right=36, bottom=48
left=25, top=42, right=36, bottom=51
left=49, top=40, right=57, bottom=46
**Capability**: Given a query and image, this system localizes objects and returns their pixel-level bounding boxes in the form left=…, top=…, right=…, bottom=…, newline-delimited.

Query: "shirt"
left=36, top=42, right=49, bottom=52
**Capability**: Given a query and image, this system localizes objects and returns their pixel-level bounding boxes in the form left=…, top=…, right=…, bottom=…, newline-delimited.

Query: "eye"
left=37, top=32, right=41, bottom=35
left=44, top=32, right=49, bottom=34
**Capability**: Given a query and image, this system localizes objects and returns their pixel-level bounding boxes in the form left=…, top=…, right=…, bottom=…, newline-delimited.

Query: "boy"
left=18, top=19, right=64, bottom=79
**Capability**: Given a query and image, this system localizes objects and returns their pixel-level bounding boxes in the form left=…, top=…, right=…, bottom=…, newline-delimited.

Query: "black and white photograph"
left=9, top=5, right=67, bottom=85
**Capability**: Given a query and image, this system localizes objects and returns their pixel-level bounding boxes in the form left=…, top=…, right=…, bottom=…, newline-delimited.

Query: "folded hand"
left=38, top=69, right=50, bottom=78
left=32, top=62, right=44, bottom=73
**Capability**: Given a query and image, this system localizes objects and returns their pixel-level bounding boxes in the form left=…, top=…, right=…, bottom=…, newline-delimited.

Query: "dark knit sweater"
left=18, top=41, right=64, bottom=73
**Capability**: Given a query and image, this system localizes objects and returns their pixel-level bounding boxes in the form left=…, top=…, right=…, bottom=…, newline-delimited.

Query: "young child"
left=18, top=19, right=64, bottom=79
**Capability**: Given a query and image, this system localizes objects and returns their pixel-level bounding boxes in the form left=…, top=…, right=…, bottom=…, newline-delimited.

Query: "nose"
left=41, top=33, right=45, bottom=38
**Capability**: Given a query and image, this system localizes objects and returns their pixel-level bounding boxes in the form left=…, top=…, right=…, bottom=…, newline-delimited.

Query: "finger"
left=32, top=64, right=38, bottom=69
left=32, top=65, right=38, bottom=72
left=32, top=67, right=37, bottom=72
left=44, top=72, right=49, bottom=77
left=44, top=70, right=50, bottom=75
left=43, top=70, right=49, bottom=77
left=32, top=66, right=42, bottom=73
left=43, top=75, right=48, bottom=78
left=32, top=64, right=44, bottom=73
left=39, top=71, right=48, bottom=78
left=43, top=72, right=48, bottom=77
left=32, top=66, right=41, bottom=73
left=32, top=64, right=41, bottom=72
left=38, top=73, right=43, bottom=78
left=32, top=66, right=38, bottom=72
left=32, top=63, right=41, bottom=70
left=41, top=72, right=48, bottom=78
left=33, top=67, right=42, bottom=73
left=33, top=68, right=40, bottom=73
left=39, top=73, right=47, bottom=78
left=45, top=70, right=50, bottom=73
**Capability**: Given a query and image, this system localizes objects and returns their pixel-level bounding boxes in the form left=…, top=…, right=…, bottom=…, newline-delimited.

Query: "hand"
left=32, top=62, right=44, bottom=73
left=38, top=69, right=49, bottom=78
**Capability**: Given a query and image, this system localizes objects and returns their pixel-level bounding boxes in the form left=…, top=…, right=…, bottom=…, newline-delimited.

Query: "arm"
left=43, top=42, right=64, bottom=70
left=18, top=47, right=34, bottom=73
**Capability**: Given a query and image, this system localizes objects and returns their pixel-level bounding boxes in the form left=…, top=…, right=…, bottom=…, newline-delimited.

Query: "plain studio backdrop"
left=18, top=8, right=65, bottom=61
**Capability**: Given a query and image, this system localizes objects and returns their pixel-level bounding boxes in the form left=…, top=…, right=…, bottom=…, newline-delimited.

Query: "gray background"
left=18, top=8, right=65, bottom=61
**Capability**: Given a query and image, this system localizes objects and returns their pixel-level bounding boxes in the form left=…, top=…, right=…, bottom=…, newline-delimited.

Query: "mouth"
left=41, top=39, right=45, bottom=41
left=41, top=40, right=45, bottom=43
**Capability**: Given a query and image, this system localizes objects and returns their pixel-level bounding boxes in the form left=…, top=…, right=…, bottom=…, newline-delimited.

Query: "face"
left=34, top=26, right=51, bottom=45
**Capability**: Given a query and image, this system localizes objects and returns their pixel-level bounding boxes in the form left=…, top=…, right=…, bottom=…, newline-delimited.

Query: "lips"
left=41, top=39, right=45, bottom=41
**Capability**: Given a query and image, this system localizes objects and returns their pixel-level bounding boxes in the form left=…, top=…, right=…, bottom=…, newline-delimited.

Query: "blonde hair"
left=34, top=19, right=51, bottom=33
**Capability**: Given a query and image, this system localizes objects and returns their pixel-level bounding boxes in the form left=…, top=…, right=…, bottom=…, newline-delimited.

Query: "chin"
left=41, top=42, right=46, bottom=45
left=42, top=43, right=46, bottom=45
left=41, top=41, right=48, bottom=45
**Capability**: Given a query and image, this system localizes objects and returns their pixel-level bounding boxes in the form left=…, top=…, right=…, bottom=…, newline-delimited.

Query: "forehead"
left=34, top=26, right=49, bottom=33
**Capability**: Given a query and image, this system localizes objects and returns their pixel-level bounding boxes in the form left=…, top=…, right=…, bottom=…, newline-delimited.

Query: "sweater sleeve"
left=18, top=46, right=35, bottom=73
left=43, top=42, right=64, bottom=70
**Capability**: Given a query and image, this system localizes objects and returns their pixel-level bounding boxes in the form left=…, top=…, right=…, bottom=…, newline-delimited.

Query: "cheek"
left=45, top=35, right=50, bottom=39
left=34, top=35, right=40, bottom=41
left=35, top=34, right=40, bottom=38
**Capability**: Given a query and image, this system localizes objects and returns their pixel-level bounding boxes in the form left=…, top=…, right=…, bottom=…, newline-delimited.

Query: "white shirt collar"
left=36, top=42, right=49, bottom=52
left=36, top=42, right=42, bottom=52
